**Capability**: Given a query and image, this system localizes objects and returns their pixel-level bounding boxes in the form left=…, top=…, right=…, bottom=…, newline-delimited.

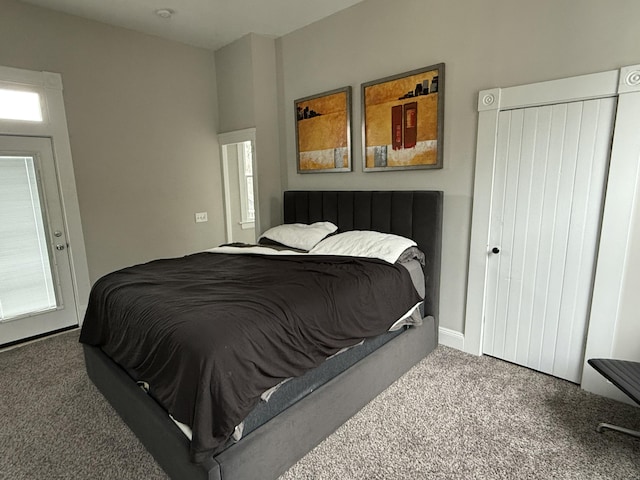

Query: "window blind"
left=0, top=156, right=57, bottom=320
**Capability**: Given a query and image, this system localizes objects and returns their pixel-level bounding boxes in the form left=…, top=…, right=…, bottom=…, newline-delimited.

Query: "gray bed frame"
left=83, top=190, right=443, bottom=480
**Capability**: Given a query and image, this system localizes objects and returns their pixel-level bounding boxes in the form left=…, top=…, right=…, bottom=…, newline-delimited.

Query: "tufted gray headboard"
left=283, top=190, right=443, bottom=320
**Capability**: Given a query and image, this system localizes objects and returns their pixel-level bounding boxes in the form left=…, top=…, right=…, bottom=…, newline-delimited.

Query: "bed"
left=81, top=190, right=443, bottom=480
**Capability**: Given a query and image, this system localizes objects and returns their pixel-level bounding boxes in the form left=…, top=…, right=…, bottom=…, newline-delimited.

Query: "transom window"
left=0, top=88, right=43, bottom=122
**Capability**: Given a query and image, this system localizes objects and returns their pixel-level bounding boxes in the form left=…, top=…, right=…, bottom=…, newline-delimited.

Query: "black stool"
left=588, top=358, right=640, bottom=438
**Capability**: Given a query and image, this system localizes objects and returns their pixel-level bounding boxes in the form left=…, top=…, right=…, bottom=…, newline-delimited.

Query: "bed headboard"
left=283, top=190, right=443, bottom=320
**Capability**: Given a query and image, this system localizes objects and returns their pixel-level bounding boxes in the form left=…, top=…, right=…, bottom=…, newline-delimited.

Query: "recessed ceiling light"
left=155, top=8, right=175, bottom=19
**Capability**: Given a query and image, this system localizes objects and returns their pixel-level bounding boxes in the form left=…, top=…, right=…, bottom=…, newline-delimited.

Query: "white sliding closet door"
left=483, top=98, right=616, bottom=383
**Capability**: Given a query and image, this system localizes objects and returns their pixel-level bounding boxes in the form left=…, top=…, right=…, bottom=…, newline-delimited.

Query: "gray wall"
left=0, top=0, right=223, bottom=282
left=215, top=35, right=254, bottom=133
left=250, top=35, right=283, bottom=232
left=215, top=34, right=282, bottom=235
left=277, top=0, right=640, bottom=334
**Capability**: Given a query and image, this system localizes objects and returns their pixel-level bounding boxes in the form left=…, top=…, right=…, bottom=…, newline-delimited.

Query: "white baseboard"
left=438, top=327, right=464, bottom=351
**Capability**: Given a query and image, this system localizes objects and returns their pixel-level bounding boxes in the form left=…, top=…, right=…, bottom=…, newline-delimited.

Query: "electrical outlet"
left=195, top=212, right=208, bottom=223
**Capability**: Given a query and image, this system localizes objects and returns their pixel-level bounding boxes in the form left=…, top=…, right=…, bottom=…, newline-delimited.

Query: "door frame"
left=465, top=64, right=640, bottom=399
left=0, top=65, right=90, bottom=325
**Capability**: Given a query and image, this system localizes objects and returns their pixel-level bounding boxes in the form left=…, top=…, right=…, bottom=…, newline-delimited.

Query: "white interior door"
left=483, top=98, right=616, bottom=383
left=0, top=135, right=78, bottom=346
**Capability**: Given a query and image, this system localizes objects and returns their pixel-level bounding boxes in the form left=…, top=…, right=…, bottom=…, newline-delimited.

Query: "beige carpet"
left=1, top=330, right=639, bottom=479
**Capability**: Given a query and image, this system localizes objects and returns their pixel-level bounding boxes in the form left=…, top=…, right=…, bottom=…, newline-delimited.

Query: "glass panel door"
left=0, top=135, right=78, bottom=346
left=0, top=155, right=58, bottom=320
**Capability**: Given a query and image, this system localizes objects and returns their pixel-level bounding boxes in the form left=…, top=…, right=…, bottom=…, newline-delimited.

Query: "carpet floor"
left=1, top=330, right=638, bottom=479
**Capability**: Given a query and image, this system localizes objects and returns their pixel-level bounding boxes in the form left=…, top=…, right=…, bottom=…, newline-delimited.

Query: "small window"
left=0, top=88, right=43, bottom=122
left=238, top=141, right=255, bottom=223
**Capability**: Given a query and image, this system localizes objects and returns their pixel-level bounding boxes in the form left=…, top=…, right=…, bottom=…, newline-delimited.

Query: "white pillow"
left=309, top=230, right=416, bottom=263
left=258, top=221, right=338, bottom=251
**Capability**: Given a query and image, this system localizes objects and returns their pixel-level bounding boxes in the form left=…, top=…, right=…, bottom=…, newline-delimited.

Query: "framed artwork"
left=362, top=63, right=444, bottom=171
left=295, top=86, right=352, bottom=173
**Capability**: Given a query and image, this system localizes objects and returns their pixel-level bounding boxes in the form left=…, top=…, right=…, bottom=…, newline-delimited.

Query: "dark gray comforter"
left=79, top=252, right=421, bottom=463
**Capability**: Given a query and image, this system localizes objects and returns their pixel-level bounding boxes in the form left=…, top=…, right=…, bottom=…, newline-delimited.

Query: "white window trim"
left=0, top=65, right=91, bottom=323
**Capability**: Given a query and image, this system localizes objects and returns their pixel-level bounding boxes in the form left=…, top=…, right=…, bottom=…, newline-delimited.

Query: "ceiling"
left=21, top=0, right=366, bottom=51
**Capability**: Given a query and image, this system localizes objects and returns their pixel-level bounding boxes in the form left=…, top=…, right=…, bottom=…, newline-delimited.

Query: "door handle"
left=491, top=247, right=500, bottom=254
left=55, top=244, right=66, bottom=251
